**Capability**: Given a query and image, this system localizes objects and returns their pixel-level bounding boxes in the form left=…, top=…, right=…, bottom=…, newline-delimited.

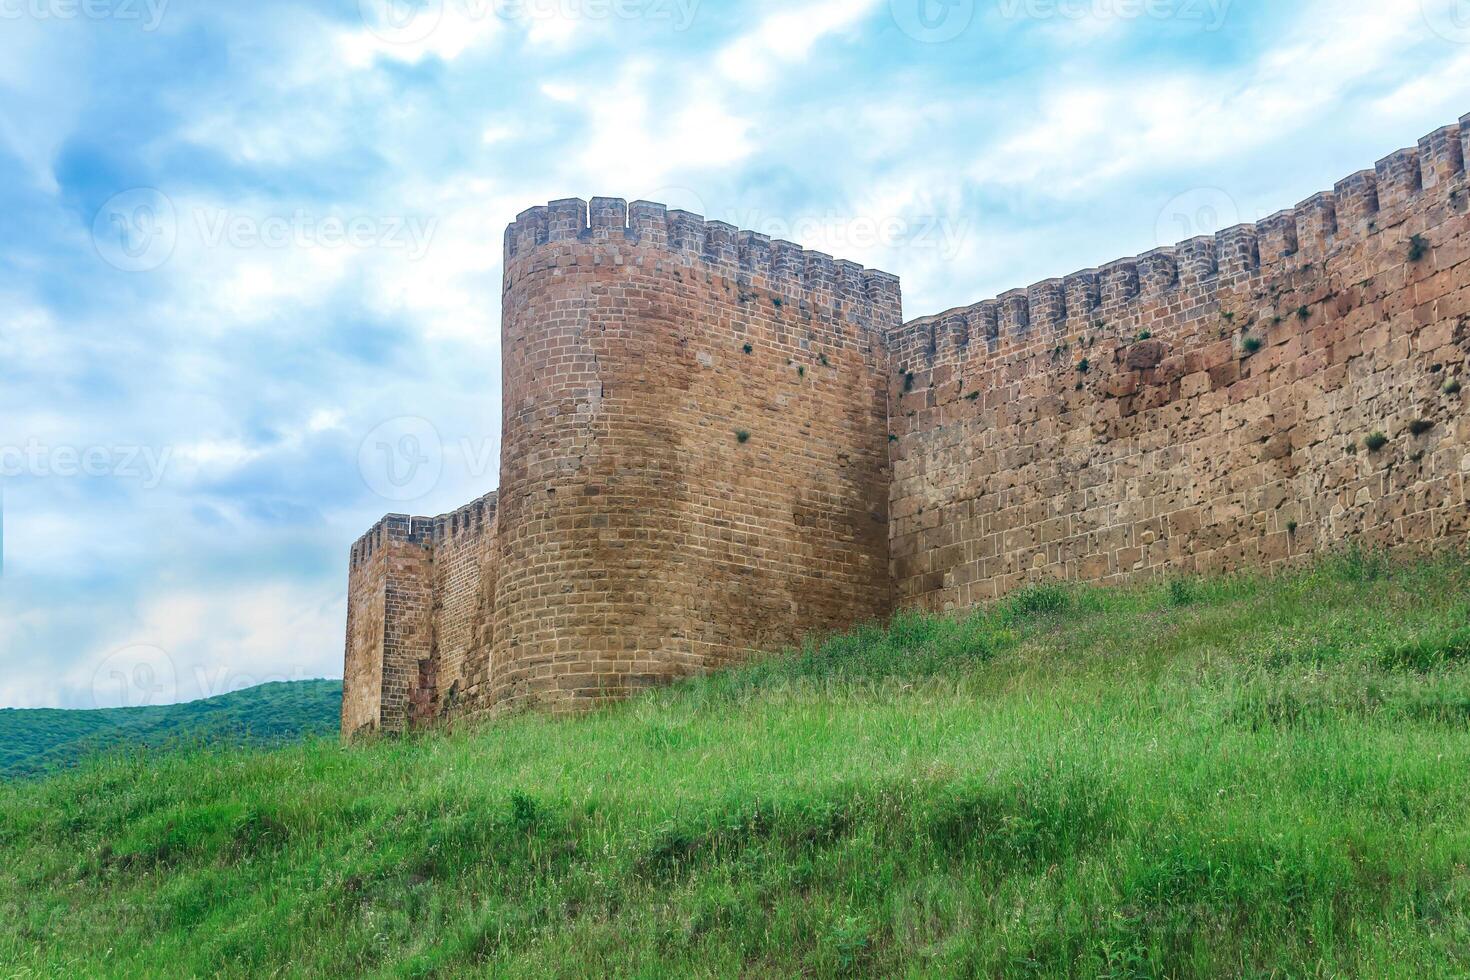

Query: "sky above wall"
left=2, top=0, right=1468, bottom=708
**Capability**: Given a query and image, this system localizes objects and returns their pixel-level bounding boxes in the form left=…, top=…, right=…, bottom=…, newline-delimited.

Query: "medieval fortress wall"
left=344, top=116, right=1470, bottom=735
left=889, top=119, right=1470, bottom=611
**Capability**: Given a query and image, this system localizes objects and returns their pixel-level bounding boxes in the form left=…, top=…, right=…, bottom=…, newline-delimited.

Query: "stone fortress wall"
left=344, top=116, right=1470, bottom=736
left=887, top=117, right=1470, bottom=611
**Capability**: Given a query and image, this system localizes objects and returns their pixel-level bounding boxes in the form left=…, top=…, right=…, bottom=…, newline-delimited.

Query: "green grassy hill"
left=3, top=552, right=1469, bottom=977
left=0, top=680, right=342, bottom=780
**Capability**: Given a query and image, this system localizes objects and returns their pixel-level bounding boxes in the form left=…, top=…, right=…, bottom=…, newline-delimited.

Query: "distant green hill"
left=0, top=680, right=341, bottom=779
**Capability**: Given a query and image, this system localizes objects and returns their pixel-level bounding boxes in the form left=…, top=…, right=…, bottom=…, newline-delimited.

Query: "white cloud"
left=168, top=409, right=353, bottom=484
left=339, top=0, right=504, bottom=67
left=571, top=62, right=755, bottom=191
left=481, top=123, right=516, bottom=144
left=540, top=81, right=579, bottom=102
left=971, top=0, right=1430, bottom=193
left=308, top=409, right=347, bottom=433
left=1366, top=44, right=1470, bottom=122
left=354, top=179, right=519, bottom=343
left=717, top=0, right=881, bottom=87
left=120, top=190, right=461, bottom=337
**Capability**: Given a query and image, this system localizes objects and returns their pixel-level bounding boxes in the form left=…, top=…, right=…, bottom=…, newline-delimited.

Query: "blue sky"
left=3, top=0, right=1468, bottom=708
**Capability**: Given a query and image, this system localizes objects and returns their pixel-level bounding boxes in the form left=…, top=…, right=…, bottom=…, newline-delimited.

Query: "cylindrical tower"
left=491, top=197, right=900, bottom=713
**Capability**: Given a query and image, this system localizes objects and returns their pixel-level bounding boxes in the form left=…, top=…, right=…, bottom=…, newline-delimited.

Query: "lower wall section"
left=343, top=515, right=433, bottom=736
left=427, top=499, right=498, bottom=717
left=343, top=494, right=498, bottom=736
left=341, top=540, right=387, bottom=736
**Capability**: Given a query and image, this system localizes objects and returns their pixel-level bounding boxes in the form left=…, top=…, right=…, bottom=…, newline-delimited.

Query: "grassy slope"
left=0, top=680, right=342, bottom=780
left=2, top=553, right=1469, bottom=977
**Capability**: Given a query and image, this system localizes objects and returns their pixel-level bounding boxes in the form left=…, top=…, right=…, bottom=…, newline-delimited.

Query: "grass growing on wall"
left=3, top=552, right=1470, bottom=977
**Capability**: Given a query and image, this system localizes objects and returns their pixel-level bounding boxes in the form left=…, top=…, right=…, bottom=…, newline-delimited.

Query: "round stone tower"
left=491, top=197, right=901, bottom=712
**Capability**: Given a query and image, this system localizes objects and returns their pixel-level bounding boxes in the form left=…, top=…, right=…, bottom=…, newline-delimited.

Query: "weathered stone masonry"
left=889, top=117, right=1470, bottom=610
left=344, top=117, right=1470, bottom=735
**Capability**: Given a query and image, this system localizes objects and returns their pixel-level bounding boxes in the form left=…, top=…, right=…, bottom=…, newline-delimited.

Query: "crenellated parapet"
left=348, top=513, right=431, bottom=571
left=348, top=492, right=499, bottom=571
left=890, top=116, right=1470, bottom=375
left=422, top=492, right=498, bottom=548
left=502, top=197, right=902, bottom=334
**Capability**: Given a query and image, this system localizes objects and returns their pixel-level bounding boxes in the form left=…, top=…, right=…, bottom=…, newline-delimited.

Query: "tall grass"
left=2, top=551, right=1469, bottom=977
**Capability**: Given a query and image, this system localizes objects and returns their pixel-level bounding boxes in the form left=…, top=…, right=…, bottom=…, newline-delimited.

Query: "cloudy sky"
left=2, top=0, right=1468, bottom=708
